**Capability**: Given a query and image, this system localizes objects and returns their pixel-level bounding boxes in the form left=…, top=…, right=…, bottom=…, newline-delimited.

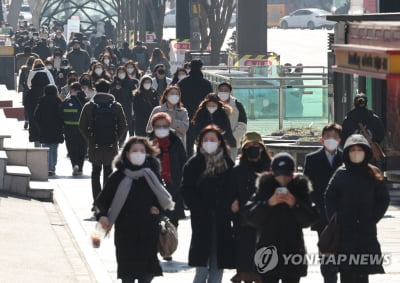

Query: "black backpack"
left=91, top=101, right=117, bottom=147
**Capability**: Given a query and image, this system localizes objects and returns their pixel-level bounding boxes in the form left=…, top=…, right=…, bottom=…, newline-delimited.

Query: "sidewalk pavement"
left=1, top=89, right=400, bottom=282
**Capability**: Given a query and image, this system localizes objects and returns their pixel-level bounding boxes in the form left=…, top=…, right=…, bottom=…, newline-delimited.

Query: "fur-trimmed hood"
left=256, top=172, right=313, bottom=197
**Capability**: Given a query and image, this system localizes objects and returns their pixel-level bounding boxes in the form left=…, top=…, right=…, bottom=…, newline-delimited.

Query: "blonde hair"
left=32, top=59, right=45, bottom=69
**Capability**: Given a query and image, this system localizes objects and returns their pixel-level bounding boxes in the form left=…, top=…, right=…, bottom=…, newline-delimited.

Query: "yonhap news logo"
left=254, top=246, right=392, bottom=274
left=254, top=246, right=279, bottom=273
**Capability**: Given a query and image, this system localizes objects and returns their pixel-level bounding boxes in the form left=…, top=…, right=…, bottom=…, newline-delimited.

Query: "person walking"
left=341, top=93, right=385, bottom=164
left=66, top=39, right=91, bottom=75
left=132, top=40, right=149, bottom=72
left=89, top=62, right=112, bottom=84
left=94, top=136, right=175, bottom=283
left=111, top=66, right=139, bottom=143
left=132, top=75, right=159, bottom=136
left=244, top=152, right=319, bottom=283
left=18, top=56, right=35, bottom=130
left=146, top=85, right=189, bottom=147
left=303, top=122, right=343, bottom=283
left=149, top=112, right=186, bottom=236
left=180, top=125, right=235, bottom=283
left=192, top=93, right=236, bottom=151
left=61, top=82, right=88, bottom=176
left=151, top=64, right=172, bottom=99
left=230, top=132, right=271, bottom=283
left=79, top=73, right=96, bottom=100
left=26, top=59, right=55, bottom=145
left=178, top=59, right=213, bottom=156
left=149, top=48, right=171, bottom=77
left=33, top=84, right=64, bottom=176
left=79, top=79, right=127, bottom=202
left=15, top=45, right=38, bottom=72
left=325, top=134, right=390, bottom=283
left=217, top=82, right=247, bottom=160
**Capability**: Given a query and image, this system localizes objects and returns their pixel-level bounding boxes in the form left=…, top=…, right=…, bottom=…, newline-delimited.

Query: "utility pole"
left=236, top=0, right=267, bottom=56
left=176, top=0, right=190, bottom=39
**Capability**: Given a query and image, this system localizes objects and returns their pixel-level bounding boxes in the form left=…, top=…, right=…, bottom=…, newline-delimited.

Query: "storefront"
left=327, top=16, right=400, bottom=172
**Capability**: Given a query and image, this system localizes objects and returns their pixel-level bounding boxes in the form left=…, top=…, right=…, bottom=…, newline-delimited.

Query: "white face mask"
left=207, top=107, right=217, bottom=114
left=95, top=68, right=103, bottom=76
left=49, top=43, right=54, bottom=48
left=104, top=59, right=110, bottom=65
left=70, top=91, right=77, bottom=96
left=46, top=65, right=52, bottom=70
left=178, top=74, right=186, bottom=81
left=202, top=141, right=219, bottom=154
left=324, top=138, right=339, bottom=151
left=129, top=152, right=146, bottom=166
left=349, top=151, right=365, bottom=164
left=167, top=94, right=180, bottom=105
left=127, top=67, right=135, bottom=74
left=217, top=92, right=230, bottom=101
left=143, top=83, right=152, bottom=90
left=118, top=73, right=126, bottom=80
left=155, top=128, right=170, bottom=138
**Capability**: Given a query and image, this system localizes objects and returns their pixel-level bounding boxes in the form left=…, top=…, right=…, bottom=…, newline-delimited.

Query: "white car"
left=18, top=4, right=32, bottom=23
left=164, top=9, right=175, bottom=27
left=279, top=8, right=335, bottom=30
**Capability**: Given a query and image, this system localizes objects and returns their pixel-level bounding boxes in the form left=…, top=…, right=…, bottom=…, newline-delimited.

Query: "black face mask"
left=245, top=146, right=261, bottom=160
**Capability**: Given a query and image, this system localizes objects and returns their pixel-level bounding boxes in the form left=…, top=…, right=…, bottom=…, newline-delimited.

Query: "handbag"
left=358, top=123, right=386, bottom=162
left=157, top=216, right=178, bottom=258
left=317, top=213, right=339, bottom=255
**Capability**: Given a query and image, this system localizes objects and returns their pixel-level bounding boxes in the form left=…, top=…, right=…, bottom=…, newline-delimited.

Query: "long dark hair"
left=159, top=85, right=184, bottom=108
left=196, top=125, right=229, bottom=156
left=115, top=136, right=159, bottom=169
left=191, top=93, right=227, bottom=124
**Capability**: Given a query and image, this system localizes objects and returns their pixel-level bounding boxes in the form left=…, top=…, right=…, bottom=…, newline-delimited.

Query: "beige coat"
left=146, top=103, right=189, bottom=148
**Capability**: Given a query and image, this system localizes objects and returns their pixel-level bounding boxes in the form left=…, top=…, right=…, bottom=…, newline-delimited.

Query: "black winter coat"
left=95, top=156, right=163, bottom=279
left=152, top=131, right=187, bottom=223
left=244, top=174, right=319, bottom=279
left=66, top=49, right=91, bottom=75
left=178, top=71, right=213, bottom=118
left=341, top=107, right=384, bottom=145
left=229, top=157, right=271, bottom=272
left=111, top=77, right=138, bottom=121
left=180, top=152, right=235, bottom=268
left=132, top=89, right=159, bottom=136
left=303, top=147, right=343, bottom=231
left=325, top=153, right=389, bottom=274
left=33, top=94, right=64, bottom=144
left=193, top=107, right=236, bottom=147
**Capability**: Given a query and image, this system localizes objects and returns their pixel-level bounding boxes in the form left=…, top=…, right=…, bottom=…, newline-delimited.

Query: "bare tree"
left=198, top=0, right=236, bottom=64
left=144, top=0, right=167, bottom=42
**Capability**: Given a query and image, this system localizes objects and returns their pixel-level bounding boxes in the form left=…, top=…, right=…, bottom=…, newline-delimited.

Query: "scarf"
left=200, top=147, right=228, bottom=176
left=107, top=168, right=175, bottom=227
left=157, top=136, right=172, bottom=184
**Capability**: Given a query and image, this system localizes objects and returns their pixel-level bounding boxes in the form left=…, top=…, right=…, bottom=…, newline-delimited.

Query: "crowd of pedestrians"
left=9, top=22, right=390, bottom=283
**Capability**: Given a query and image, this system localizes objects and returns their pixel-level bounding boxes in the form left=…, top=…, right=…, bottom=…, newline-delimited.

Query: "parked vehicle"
left=279, top=8, right=335, bottom=30
left=164, top=9, right=236, bottom=27
left=19, top=4, right=32, bottom=23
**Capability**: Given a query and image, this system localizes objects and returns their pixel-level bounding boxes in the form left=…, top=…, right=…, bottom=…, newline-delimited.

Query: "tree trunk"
left=144, top=0, right=166, bottom=42
left=199, top=0, right=235, bottom=65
